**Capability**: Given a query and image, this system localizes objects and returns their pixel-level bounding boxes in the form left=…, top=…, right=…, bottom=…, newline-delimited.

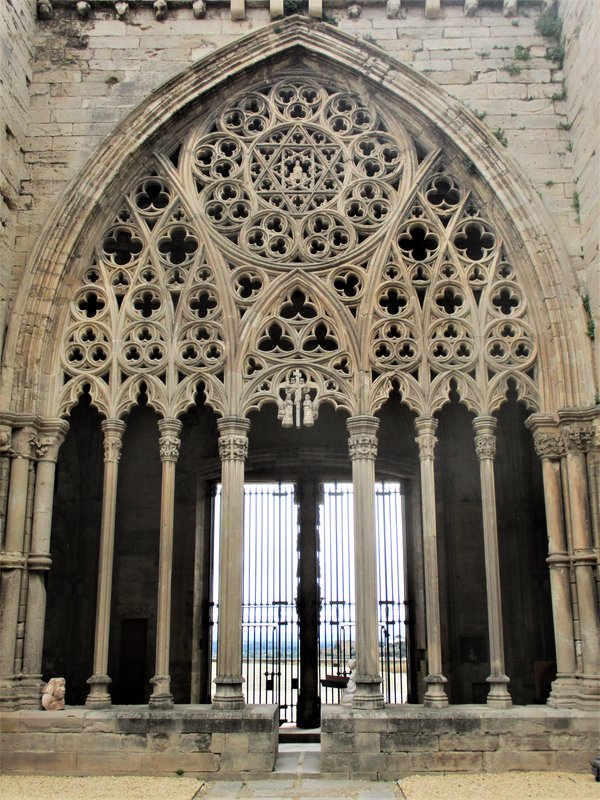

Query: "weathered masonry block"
left=0, top=706, right=279, bottom=777
left=321, top=706, right=600, bottom=780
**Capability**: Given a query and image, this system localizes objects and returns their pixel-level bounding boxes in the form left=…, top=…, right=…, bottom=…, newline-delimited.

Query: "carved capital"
left=218, top=435, right=249, bottom=462
left=415, top=416, right=438, bottom=461
left=0, top=427, right=11, bottom=455
left=533, top=432, right=565, bottom=460
left=101, top=419, right=126, bottom=463
left=347, top=416, right=379, bottom=461
left=217, top=417, right=250, bottom=462
left=562, top=424, right=594, bottom=454
left=473, top=415, right=497, bottom=460
left=158, top=419, right=182, bottom=463
left=11, top=427, right=36, bottom=460
left=33, top=420, right=70, bottom=462
left=475, top=433, right=496, bottom=460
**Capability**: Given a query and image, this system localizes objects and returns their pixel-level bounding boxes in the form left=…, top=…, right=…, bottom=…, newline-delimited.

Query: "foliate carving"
left=102, top=420, right=125, bottom=463
left=159, top=434, right=181, bottom=462
left=415, top=418, right=438, bottom=460
left=103, top=435, right=123, bottom=463
left=218, top=435, right=249, bottom=462
left=533, top=432, right=565, bottom=460
left=0, top=429, right=12, bottom=455
left=348, top=433, right=378, bottom=460
left=474, top=433, right=497, bottom=460
left=11, top=428, right=35, bottom=459
left=33, top=436, right=60, bottom=462
left=563, top=425, right=594, bottom=454
left=347, top=417, right=379, bottom=460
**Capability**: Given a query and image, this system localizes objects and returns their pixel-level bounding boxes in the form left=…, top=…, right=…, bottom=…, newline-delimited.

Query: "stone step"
left=279, top=726, right=321, bottom=744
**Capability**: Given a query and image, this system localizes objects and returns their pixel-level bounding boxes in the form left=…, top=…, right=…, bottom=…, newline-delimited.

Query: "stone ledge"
left=321, top=705, right=599, bottom=779
left=0, top=705, right=278, bottom=777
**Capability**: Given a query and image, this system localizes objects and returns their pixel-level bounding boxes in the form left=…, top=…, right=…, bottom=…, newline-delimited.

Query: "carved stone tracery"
left=56, top=76, right=539, bottom=422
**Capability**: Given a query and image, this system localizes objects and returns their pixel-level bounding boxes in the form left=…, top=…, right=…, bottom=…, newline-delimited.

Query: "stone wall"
left=0, top=705, right=279, bottom=777
left=321, top=705, right=599, bottom=780
left=560, top=0, right=599, bottom=382
left=7, top=2, right=584, bottom=340
left=0, top=0, right=37, bottom=354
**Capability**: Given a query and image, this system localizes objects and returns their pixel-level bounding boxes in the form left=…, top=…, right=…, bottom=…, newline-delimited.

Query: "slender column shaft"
left=562, top=422, right=600, bottom=676
left=414, top=416, right=448, bottom=708
left=347, top=415, right=383, bottom=709
left=149, top=418, right=182, bottom=709
left=22, top=422, right=69, bottom=691
left=473, top=416, right=511, bottom=708
left=0, top=427, right=35, bottom=699
left=212, top=416, right=249, bottom=709
left=0, top=424, right=13, bottom=551
left=86, top=419, right=125, bottom=708
left=527, top=421, right=578, bottom=692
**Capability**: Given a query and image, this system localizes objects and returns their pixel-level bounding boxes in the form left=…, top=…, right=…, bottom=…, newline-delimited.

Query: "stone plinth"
left=321, top=705, right=600, bottom=780
left=0, top=705, right=278, bottom=778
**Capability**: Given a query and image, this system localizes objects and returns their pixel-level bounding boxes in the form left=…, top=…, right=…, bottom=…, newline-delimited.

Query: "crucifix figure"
left=278, top=369, right=316, bottom=428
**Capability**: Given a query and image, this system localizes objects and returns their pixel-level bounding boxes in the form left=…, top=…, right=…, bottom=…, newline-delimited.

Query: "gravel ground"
left=1, top=772, right=598, bottom=800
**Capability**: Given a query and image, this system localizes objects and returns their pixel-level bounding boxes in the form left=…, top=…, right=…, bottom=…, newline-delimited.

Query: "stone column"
left=21, top=421, right=70, bottom=702
left=560, top=418, right=600, bottom=680
left=527, top=416, right=578, bottom=703
left=86, top=419, right=126, bottom=708
left=149, top=418, right=183, bottom=709
left=212, top=416, right=249, bottom=709
left=0, top=422, right=13, bottom=550
left=347, top=415, right=384, bottom=709
left=414, top=416, right=448, bottom=708
left=0, top=424, right=35, bottom=705
left=473, top=416, right=511, bottom=708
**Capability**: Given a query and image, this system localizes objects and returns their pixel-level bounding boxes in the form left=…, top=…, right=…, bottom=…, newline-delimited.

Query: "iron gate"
left=319, top=482, right=409, bottom=706
left=211, top=479, right=408, bottom=722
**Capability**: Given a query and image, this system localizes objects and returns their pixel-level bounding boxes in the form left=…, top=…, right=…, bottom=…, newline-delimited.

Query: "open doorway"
left=211, top=479, right=409, bottom=725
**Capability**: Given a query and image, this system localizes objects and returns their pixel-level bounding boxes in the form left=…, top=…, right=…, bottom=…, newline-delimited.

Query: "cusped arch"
left=1, top=16, right=592, bottom=419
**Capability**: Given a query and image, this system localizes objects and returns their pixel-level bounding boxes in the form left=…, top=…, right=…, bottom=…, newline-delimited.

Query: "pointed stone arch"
left=0, top=16, right=593, bottom=421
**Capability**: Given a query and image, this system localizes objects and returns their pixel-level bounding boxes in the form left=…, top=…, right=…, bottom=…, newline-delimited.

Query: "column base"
left=0, top=677, right=17, bottom=709
left=548, top=675, right=600, bottom=710
left=486, top=674, right=512, bottom=708
left=85, top=674, right=112, bottom=709
left=14, top=674, right=43, bottom=709
left=423, top=673, right=449, bottom=708
left=212, top=676, right=245, bottom=709
left=148, top=692, right=174, bottom=709
left=353, top=674, right=384, bottom=709
left=149, top=675, right=173, bottom=709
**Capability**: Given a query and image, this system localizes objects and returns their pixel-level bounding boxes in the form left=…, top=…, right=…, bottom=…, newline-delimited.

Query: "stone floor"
left=1, top=737, right=598, bottom=800
left=1, top=768, right=598, bottom=800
